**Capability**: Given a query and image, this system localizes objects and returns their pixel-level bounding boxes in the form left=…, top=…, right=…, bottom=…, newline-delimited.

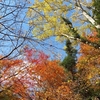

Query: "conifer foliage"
left=61, top=39, right=77, bottom=74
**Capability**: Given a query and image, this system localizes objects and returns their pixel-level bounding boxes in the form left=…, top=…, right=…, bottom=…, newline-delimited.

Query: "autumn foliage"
left=0, top=47, right=77, bottom=100
left=0, top=31, right=100, bottom=100
left=76, top=31, right=100, bottom=98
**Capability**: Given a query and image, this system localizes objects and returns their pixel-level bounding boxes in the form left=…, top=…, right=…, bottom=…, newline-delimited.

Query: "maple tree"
left=75, top=31, right=100, bottom=99
left=0, top=47, right=81, bottom=100
left=21, top=47, right=82, bottom=100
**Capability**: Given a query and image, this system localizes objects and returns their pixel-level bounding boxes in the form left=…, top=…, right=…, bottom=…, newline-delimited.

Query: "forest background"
left=0, top=0, right=100, bottom=100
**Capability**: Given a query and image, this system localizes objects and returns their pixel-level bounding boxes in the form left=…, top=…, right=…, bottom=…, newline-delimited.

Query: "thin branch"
left=0, top=39, right=25, bottom=60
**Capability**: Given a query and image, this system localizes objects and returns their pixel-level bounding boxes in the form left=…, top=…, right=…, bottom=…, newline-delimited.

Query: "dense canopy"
left=0, top=0, right=100, bottom=100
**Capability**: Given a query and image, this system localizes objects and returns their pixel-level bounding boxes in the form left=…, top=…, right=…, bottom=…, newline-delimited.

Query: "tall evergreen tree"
left=61, top=39, right=77, bottom=74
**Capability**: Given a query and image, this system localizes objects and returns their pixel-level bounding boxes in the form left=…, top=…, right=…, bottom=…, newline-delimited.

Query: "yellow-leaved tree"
left=27, top=0, right=99, bottom=43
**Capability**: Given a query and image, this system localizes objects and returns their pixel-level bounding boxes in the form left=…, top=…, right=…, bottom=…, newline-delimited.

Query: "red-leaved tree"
left=0, top=47, right=81, bottom=100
